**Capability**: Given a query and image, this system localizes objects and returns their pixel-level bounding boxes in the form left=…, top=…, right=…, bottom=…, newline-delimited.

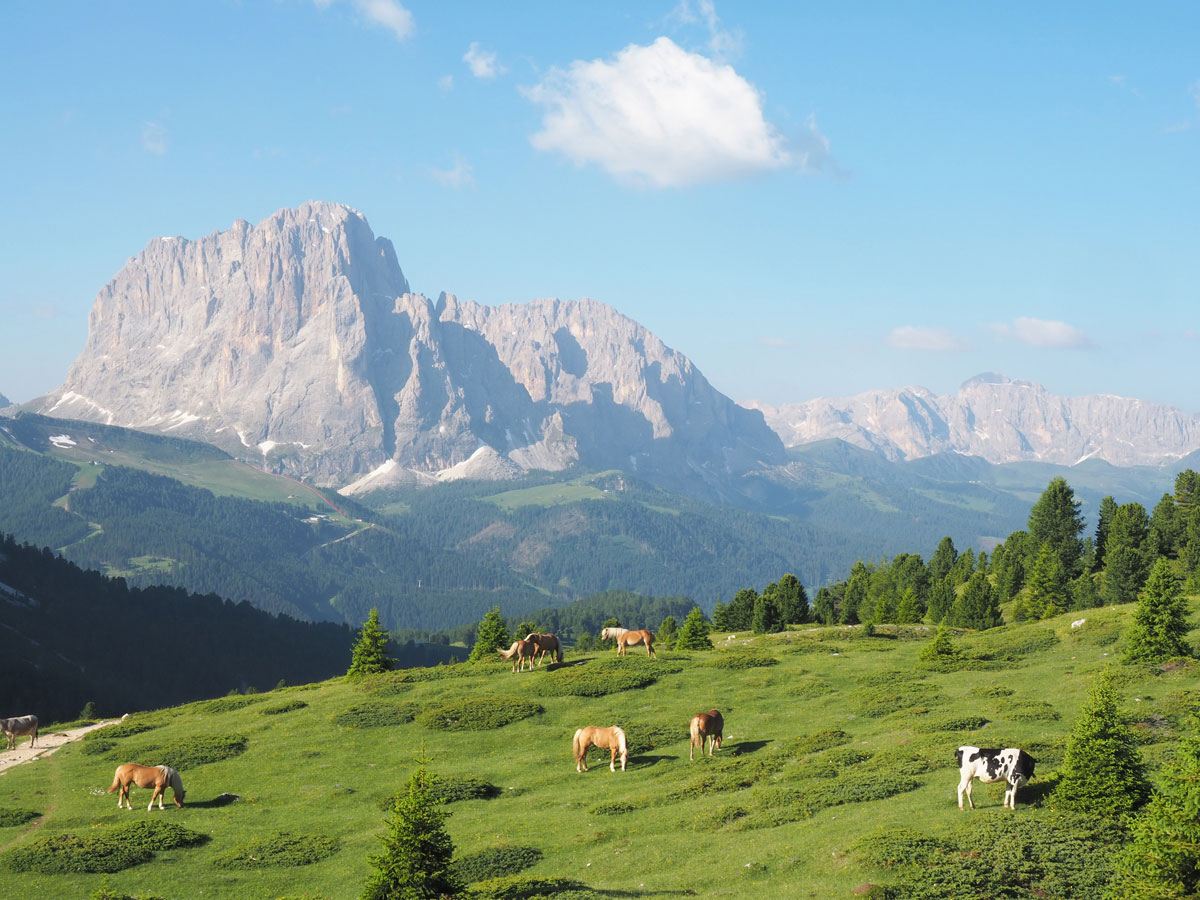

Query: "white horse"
left=1, top=715, right=38, bottom=750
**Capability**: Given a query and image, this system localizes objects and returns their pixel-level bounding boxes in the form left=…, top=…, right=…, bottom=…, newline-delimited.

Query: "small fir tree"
left=895, top=587, right=923, bottom=624
left=812, top=586, right=837, bottom=625
left=916, top=622, right=965, bottom=671
left=655, top=615, right=679, bottom=651
left=1123, top=557, right=1192, bottom=664
left=361, top=755, right=462, bottom=900
left=948, top=572, right=1002, bottom=630
left=1105, top=715, right=1200, bottom=900
left=1050, top=668, right=1149, bottom=817
left=776, top=573, right=810, bottom=625
left=926, top=576, right=955, bottom=625
left=1026, top=541, right=1067, bottom=620
left=468, top=607, right=510, bottom=663
left=347, top=608, right=395, bottom=678
left=675, top=607, right=714, bottom=650
left=752, top=593, right=783, bottom=634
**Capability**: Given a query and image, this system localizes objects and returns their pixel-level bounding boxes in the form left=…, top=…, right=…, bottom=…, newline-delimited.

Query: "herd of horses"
left=1, top=627, right=1035, bottom=812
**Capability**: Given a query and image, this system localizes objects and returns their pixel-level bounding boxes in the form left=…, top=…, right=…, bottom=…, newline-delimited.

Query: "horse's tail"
left=689, top=715, right=702, bottom=743
left=615, top=727, right=628, bottom=756
left=497, top=642, right=518, bottom=660
left=572, top=728, right=585, bottom=758
left=107, top=768, right=122, bottom=794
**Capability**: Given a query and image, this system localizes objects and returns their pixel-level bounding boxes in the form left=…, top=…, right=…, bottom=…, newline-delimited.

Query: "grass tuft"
left=417, top=696, right=543, bottom=731
left=212, top=831, right=339, bottom=869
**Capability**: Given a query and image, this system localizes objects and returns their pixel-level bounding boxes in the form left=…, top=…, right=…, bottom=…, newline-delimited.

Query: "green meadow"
left=1, top=601, right=1197, bottom=899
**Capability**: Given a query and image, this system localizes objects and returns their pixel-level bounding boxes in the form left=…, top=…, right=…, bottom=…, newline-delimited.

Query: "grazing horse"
left=689, top=710, right=724, bottom=760
left=573, top=725, right=628, bottom=772
left=497, top=639, right=538, bottom=673
left=107, top=763, right=186, bottom=810
left=525, top=632, right=564, bottom=665
left=1, top=715, right=38, bottom=751
left=601, top=627, right=656, bottom=658
left=955, top=746, right=1036, bottom=810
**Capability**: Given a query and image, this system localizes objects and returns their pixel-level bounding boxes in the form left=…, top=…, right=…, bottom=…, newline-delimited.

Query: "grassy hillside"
left=2, top=601, right=1196, bottom=899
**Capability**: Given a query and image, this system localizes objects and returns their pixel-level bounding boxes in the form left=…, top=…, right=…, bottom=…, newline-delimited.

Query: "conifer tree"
left=752, top=592, right=783, bottom=634
left=675, top=606, right=713, bottom=650
left=776, top=573, right=809, bottom=625
left=926, top=577, right=955, bottom=625
left=895, top=587, right=923, bottom=624
left=655, top=615, right=679, bottom=651
left=347, top=608, right=395, bottom=678
left=1051, top=668, right=1149, bottom=817
left=1026, top=541, right=1067, bottom=620
left=947, top=571, right=1001, bottom=630
left=916, top=622, right=965, bottom=671
left=1094, top=495, right=1119, bottom=572
left=361, top=755, right=462, bottom=900
left=1123, top=557, right=1191, bottom=664
left=1028, top=476, right=1086, bottom=577
left=928, top=536, right=958, bottom=583
left=812, top=586, right=837, bottom=625
left=1105, top=715, right=1200, bottom=900
left=468, top=606, right=510, bottom=663
left=841, top=562, right=870, bottom=625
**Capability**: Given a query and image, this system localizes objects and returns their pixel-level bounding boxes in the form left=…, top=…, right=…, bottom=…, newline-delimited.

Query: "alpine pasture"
left=1, top=602, right=1197, bottom=899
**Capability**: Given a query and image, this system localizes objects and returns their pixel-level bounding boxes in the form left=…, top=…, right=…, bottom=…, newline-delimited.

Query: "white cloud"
left=141, top=121, right=168, bottom=155
left=315, top=0, right=414, bottom=42
left=463, top=42, right=504, bottom=79
left=438, top=74, right=454, bottom=93
left=431, top=154, right=474, bottom=189
left=523, top=37, right=797, bottom=188
left=991, top=317, right=1092, bottom=349
left=885, top=326, right=971, bottom=352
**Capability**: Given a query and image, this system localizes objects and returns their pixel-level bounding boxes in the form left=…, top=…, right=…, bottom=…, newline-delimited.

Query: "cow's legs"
left=957, top=773, right=975, bottom=809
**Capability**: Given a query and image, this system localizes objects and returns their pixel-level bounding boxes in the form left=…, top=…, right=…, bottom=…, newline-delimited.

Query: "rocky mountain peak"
left=39, top=203, right=784, bottom=498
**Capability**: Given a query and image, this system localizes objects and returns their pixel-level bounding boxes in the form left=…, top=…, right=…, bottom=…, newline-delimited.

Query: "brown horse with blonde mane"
left=498, top=639, right=538, bottom=673
left=601, top=626, right=656, bottom=658
left=573, top=725, right=628, bottom=772
left=525, top=632, right=564, bottom=665
left=689, top=710, right=724, bottom=760
left=107, top=763, right=186, bottom=810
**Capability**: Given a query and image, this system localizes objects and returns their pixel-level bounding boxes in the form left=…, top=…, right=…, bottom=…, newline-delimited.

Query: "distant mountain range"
left=750, top=373, right=1200, bottom=467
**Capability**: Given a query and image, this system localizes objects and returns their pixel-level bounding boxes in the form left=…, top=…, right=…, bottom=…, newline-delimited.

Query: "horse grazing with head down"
left=108, top=763, right=186, bottom=810
left=601, top=627, right=656, bottom=658
left=498, top=639, right=538, bottom=673
left=573, top=726, right=628, bottom=772
left=525, top=632, right=564, bottom=665
left=689, top=710, right=724, bottom=760
left=1, top=715, right=38, bottom=751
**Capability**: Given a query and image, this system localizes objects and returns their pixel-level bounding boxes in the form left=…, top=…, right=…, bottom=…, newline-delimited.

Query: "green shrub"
left=854, top=682, right=943, bottom=718
left=589, top=800, right=641, bottom=815
left=621, top=721, right=681, bottom=755
left=785, top=729, right=853, bottom=757
left=260, top=699, right=309, bottom=715
left=106, top=820, right=208, bottom=852
left=451, top=846, right=542, bottom=882
left=994, top=699, right=1060, bottom=722
left=212, top=831, right=339, bottom=869
left=350, top=672, right=415, bottom=696
left=81, top=739, right=117, bottom=756
left=915, top=715, right=989, bottom=734
left=191, top=695, right=265, bottom=714
left=127, top=734, right=248, bottom=769
left=462, top=875, right=588, bottom=899
left=418, top=696, right=543, bottom=731
left=0, top=808, right=40, bottom=827
left=852, top=827, right=942, bottom=869
left=379, top=775, right=501, bottom=809
left=786, top=673, right=833, bottom=698
left=90, top=887, right=166, bottom=900
left=703, top=651, right=778, bottom=669
left=964, top=626, right=1059, bottom=660
left=527, top=666, right=656, bottom=697
left=970, top=684, right=1014, bottom=698
left=332, top=702, right=416, bottom=728
left=804, top=748, right=874, bottom=778
left=86, top=718, right=160, bottom=741
left=1, top=833, right=151, bottom=874
left=796, top=773, right=920, bottom=816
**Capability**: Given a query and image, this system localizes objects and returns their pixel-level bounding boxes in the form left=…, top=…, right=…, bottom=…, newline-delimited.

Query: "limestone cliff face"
left=751, top=373, right=1200, bottom=466
left=42, top=202, right=785, bottom=492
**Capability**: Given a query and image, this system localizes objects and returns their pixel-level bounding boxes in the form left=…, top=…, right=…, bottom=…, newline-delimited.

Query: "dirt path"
left=0, top=715, right=128, bottom=775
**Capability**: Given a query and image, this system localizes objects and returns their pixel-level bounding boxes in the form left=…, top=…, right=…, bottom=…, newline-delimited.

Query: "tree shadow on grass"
left=629, top=754, right=676, bottom=768
left=186, top=793, right=239, bottom=809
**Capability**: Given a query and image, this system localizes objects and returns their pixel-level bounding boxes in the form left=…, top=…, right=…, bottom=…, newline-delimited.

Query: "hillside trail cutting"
left=0, top=715, right=128, bottom=775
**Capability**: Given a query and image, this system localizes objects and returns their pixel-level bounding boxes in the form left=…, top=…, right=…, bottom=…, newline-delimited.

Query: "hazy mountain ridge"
left=37, top=202, right=784, bottom=501
left=751, top=373, right=1200, bottom=466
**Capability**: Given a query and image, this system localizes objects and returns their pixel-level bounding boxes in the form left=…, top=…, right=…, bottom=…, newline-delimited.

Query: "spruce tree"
left=1026, top=541, right=1067, bottom=620
left=1123, top=557, right=1191, bottom=664
left=347, top=608, right=395, bottom=678
left=468, top=607, right=510, bottom=663
left=655, top=615, right=679, bottom=651
left=1105, top=715, right=1200, bottom=900
left=776, top=573, right=809, bottom=624
left=361, top=756, right=462, bottom=900
left=895, top=587, right=923, bottom=624
left=812, top=586, right=837, bottom=625
left=1028, top=476, right=1086, bottom=577
left=916, top=622, right=964, bottom=671
left=752, top=592, right=783, bottom=634
left=948, top=571, right=1001, bottom=630
left=928, top=536, right=958, bottom=583
left=926, top=577, right=955, bottom=625
left=1051, top=668, right=1149, bottom=817
left=841, top=562, right=870, bottom=625
left=1094, top=495, right=1119, bottom=572
left=675, top=606, right=713, bottom=650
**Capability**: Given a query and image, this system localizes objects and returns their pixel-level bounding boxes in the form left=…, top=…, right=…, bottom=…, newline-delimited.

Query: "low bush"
left=462, top=875, right=589, bottom=899
left=853, top=682, right=943, bottom=718
left=86, top=718, right=160, bottom=741
left=970, top=684, right=1014, bottom=698
left=786, top=673, right=833, bottom=698
left=379, top=775, right=501, bottom=809
left=915, top=715, right=989, bottom=734
left=212, top=831, right=339, bottom=869
left=90, top=888, right=166, bottom=900
left=0, top=808, right=40, bottom=827
left=964, top=626, right=1059, bottom=661
left=259, top=699, right=308, bottom=716
left=804, top=748, right=874, bottom=778
left=703, top=651, right=778, bottom=670
left=418, top=696, right=543, bottom=731
left=621, top=721, right=681, bottom=755
left=451, top=846, right=542, bottom=882
left=787, top=729, right=852, bottom=756
left=332, top=702, right=416, bottom=729
left=1, top=833, right=151, bottom=874
left=191, top=695, right=265, bottom=714
left=994, top=699, right=1059, bottom=722
left=81, top=739, right=117, bottom=756
left=852, top=827, right=943, bottom=868
left=527, top=666, right=656, bottom=698
left=796, top=773, right=920, bottom=817
left=589, top=800, right=641, bottom=815
left=106, top=820, right=208, bottom=852
left=126, top=734, right=248, bottom=769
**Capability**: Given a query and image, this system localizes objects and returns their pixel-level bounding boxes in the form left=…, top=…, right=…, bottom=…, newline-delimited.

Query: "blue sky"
left=2, top=1, right=1197, bottom=411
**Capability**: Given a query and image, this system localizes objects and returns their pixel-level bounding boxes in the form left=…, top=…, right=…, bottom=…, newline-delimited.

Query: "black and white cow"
left=955, top=745, right=1035, bottom=810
